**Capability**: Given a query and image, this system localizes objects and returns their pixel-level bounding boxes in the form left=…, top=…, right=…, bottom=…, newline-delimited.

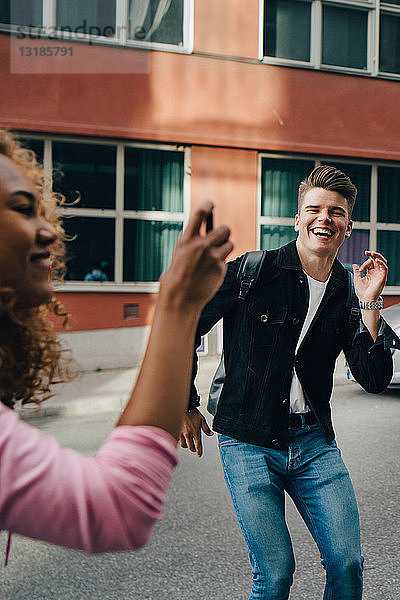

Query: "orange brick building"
left=1, top=0, right=400, bottom=367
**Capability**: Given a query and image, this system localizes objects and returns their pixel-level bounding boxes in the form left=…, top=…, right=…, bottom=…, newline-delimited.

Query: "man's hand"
left=180, top=408, right=213, bottom=457
left=353, top=250, right=388, bottom=301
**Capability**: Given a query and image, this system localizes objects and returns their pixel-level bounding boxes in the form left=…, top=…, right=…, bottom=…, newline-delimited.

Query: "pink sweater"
left=0, top=402, right=178, bottom=552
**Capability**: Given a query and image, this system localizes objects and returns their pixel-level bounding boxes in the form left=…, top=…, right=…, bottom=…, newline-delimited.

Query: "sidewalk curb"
left=19, top=355, right=351, bottom=422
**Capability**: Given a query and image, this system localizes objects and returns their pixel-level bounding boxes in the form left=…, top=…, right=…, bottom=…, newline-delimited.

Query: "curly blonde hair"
left=0, top=129, right=75, bottom=407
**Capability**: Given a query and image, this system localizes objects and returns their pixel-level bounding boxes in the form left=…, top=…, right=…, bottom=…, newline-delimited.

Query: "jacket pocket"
left=247, top=303, right=288, bottom=346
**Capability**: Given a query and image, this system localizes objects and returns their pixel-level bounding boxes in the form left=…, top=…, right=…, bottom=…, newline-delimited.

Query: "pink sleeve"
left=0, top=403, right=178, bottom=553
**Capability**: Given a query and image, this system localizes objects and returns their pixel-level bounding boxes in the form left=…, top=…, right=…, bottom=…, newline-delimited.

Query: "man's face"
left=294, top=187, right=352, bottom=259
left=0, top=155, right=57, bottom=309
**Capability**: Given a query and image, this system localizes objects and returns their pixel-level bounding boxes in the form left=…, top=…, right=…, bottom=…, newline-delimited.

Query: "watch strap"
left=359, top=296, right=384, bottom=310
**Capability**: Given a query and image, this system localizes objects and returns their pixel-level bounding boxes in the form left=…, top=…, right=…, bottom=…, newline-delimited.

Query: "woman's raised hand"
left=159, top=201, right=233, bottom=314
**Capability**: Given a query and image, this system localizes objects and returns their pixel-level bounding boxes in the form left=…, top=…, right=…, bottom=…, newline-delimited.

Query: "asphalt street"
left=1, top=381, right=400, bottom=599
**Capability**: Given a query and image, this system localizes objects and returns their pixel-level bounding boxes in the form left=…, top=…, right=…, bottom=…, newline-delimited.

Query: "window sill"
left=261, top=57, right=400, bottom=81
left=0, top=27, right=192, bottom=55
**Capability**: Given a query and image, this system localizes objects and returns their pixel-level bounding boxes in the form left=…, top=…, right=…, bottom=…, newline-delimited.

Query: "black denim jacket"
left=189, top=241, right=400, bottom=449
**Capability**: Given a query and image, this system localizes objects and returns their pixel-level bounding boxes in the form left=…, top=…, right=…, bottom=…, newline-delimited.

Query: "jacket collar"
left=276, top=240, right=346, bottom=288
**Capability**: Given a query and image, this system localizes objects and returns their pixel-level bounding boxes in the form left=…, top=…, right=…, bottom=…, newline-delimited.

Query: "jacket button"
left=299, top=277, right=305, bottom=284
left=282, top=398, right=288, bottom=405
left=271, top=439, right=279, bottom=447
left=292, top=317, right=299, bottom=326
left=261, top=314, right=268, bottom=323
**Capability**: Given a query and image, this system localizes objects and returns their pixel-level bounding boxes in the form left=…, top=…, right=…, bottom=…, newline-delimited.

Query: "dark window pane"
left=18, top=137, right=44, bottom=164
left=322, top=5, right=367, bottom=69
left=125, top=148, right=184, bottom=211
left=124, top=220, right=182, bottom=281
left=56, top=0, right=116, bottom=36
left=260, top=225, right=297, bottom=251
left=53, top=142, right=116, bottom=209
left=377, top=231, right=400, bottom=286
left=378, top=166, right=400, bottom=223
left=337, top=230, right=370, bottom=270
left=63, top=217, right=115, bottom=281
left=0, top=0, right=42, bottom=26
left=264, top=0, right=311, bottom=61
left=380, top=12, right=400, bottom=74
left=261, top=158, right=314, bottom=217
left=321, top=162, right=371, bottom=221
left=128, top=0, right=184, bottom=45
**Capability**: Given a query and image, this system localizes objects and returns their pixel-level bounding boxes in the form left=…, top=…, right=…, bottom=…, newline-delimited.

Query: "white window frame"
left=257, top=151, right=400, bottom=294
left=260, top=0, right=400, bottom=80
left=20, top=132, right=190, bottom=292
left=0, top=0, right=194, bottom=54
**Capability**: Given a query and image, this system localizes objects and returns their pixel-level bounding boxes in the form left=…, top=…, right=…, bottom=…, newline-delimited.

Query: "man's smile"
left=310, top=227, right=334, bottom=239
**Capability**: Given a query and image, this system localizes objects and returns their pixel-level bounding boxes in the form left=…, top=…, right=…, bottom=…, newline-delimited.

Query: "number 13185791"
left=18, top=46, right=73, bottom=56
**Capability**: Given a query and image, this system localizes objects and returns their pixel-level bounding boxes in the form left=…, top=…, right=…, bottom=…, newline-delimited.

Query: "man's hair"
left=298, top=165, right=357, bottom=217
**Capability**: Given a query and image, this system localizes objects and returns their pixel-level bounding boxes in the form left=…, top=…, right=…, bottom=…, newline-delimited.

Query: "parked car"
left=347, top=302, right=400, bottom=387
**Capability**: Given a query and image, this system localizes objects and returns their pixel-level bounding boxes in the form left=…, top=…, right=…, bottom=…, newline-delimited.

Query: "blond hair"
left=298, top=165, right=357, bottom=217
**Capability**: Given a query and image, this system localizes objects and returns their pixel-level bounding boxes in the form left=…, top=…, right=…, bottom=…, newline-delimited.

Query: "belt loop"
left=300, top=414, right=306, bottom=428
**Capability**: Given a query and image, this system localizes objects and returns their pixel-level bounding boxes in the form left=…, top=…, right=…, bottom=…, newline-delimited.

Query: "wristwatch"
left=359, top=296, right=384, bottom=310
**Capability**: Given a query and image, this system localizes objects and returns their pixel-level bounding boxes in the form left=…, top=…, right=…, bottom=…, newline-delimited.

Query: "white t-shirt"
left=289, top=272, right=329, bottom=414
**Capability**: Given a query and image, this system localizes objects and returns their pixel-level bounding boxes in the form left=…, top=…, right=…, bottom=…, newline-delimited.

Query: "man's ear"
left=294, top=214, right=299, bottom=232
left=345, top=220, right=353, bottom=238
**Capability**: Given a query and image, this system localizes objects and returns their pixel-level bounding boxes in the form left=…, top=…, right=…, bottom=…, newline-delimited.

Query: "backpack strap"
left=207, top=250, right=267, bottom=416
left=237, top=250, right=267, bottom=300
left=346, top=269, right=361, bottom=327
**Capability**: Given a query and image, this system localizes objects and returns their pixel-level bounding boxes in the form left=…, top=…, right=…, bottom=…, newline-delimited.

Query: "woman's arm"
left=117, top=201, right=233, bottom=439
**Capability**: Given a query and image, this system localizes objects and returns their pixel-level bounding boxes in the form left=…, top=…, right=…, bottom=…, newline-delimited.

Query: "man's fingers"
left=365, top=250, right=388, bottom=265
left=181, top=201, right=214, bottom=241
left=352, top=264, right=362, bottom=281
left=359, top=258, right=374, bottom=272
left=179, top=434, right=188, bottom=449
left=376, top=258, right=388, bottom=271
left=201, top=418, right=214, bottom=437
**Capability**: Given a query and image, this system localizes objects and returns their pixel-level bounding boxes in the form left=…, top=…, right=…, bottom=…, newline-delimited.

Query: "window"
left=56, top=1, right=116, bottom=37
left=259, top=155, right=400, bottom=287
left=128, top=0, right=184, bottom=46
left=262, top=0, right=400, bottom=78
left=380, top=9, right=400, bottom=74
left=21, top=135, right=187, bottom=287
left=322, top=4, right=368, bottom=70
left=1, top=0, right=190, bottom=51
left=0, top=0, right=42, bottom=26
left=264, top=0, right=311, bottom=62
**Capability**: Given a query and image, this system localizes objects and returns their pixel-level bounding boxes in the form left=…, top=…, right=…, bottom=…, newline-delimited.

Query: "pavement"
left=18, top=353, right=350, bottom=421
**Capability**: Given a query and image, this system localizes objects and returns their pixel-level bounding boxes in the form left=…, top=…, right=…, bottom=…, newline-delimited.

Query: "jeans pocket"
left=218, top=433, right=241, bottom=448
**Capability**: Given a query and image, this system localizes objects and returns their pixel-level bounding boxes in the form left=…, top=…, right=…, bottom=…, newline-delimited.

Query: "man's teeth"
left=312, top=228, right=333, bottom=237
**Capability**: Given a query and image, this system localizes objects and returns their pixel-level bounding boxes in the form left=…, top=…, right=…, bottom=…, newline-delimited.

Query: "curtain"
left=129, top=0, right=172, bottom=41
left=337, top=230, right=369, bottom=269
left=124, top=220, right=182, bottom=281
left=260, top=225, right=297, bottom=251
left=378, top=166, right=400, bottom=223
left=1, top=0, right=42, bottom=25
left=377, top=231, right=400, bottom=286
left=261, top=158, right=314, bottom=218
left=125, top=148, right=184, bottom=212
left=322, top=5, right=367, bottom=69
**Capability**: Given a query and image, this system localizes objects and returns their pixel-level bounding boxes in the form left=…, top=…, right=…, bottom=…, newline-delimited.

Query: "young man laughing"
left=181, top=166, right=400, bottom=600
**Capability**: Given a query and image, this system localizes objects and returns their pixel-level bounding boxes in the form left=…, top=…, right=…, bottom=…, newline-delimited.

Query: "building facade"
left=1, top=0, right=400, bottom=368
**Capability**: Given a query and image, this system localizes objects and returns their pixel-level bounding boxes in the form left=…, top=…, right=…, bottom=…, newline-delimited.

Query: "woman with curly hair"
left=0, top=129, right=233, bottom=556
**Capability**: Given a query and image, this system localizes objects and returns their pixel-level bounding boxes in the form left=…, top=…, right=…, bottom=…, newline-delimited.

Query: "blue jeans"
left=218, top=425, right=363, bottom=600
